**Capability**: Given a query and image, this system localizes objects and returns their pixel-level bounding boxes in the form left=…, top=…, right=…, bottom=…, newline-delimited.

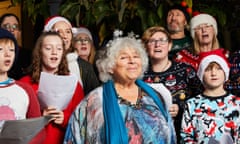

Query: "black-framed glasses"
left=2, top=24, right=20, bottom=31
left=147, top=38, right=168, bottom=46
left=75, top=38, right=91, bottom=44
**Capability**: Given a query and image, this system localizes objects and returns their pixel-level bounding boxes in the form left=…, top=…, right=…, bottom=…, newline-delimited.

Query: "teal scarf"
left=103, top=79, right=175, bottom=144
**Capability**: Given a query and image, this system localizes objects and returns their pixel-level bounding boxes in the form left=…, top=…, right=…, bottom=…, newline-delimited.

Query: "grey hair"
left=96, top=37, right=149, bottom=82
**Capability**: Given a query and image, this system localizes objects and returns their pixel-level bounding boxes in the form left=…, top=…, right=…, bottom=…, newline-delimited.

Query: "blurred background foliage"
left=59, top=0, right=169, bottom=44
left=11, top=0, right=240, bottom=50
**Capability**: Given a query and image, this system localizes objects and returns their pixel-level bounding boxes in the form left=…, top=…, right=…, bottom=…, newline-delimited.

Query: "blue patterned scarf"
left=103, top=79, right=175, bottom=144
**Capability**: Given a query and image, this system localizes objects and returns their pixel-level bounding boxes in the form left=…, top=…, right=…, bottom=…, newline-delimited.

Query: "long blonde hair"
left=193, top=32, right=220, bottom=55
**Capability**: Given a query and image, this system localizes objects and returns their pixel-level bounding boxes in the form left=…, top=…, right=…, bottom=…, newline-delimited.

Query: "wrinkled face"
left=0, top=40, right=15, bottom=73
left=146, top=31, right=171, bottom=60
left=1, top=16, right=20, bottom=40
left=167, top=9, right=187, bottom=33
left=194, top=23, right=215, bottom=48
left=73, top=33, right=91, bottom=60
left=41, top=35, right=64, bottom=74
left=203, top=63, right=225, bottom=89
left=52, top=21, right=72, bottom=50
left=111, top=48, right=142, bottom=82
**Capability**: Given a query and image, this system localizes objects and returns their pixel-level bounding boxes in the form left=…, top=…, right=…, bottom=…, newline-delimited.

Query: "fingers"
left=52, top=111, right=64, bottom=124
left=172, top=104, right=179, bottom=113
left=43, top=107, right=64, bottom=124
left=169, top=104, right=179, bottom=117
left=43, top=106, right=57, bottom=116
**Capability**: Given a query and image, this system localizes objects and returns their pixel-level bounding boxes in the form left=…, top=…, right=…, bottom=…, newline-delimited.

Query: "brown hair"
left=30, top=31, right=69, bottom=83
left=203, top=62, right=225, bottom=83
left=0, top=39, right=15, bottom=50
left=142, top=26, right=172, bottom=48
left=205, top=62, right=222, bottom=71
left=0, top=38, right=15, bottom=67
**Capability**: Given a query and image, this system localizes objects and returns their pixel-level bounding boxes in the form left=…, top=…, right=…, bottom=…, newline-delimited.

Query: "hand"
left=43, top=106, right=64, bottom=124
left=169, top=104, right=179, bottom=118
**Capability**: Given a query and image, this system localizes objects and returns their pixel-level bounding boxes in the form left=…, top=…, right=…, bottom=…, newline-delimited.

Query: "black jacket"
left=77, top=57, right=100, bottom=95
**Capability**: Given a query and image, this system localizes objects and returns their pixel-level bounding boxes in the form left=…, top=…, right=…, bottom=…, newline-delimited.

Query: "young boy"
left=0, top=28, right=41, bottom=125
left=181, top=49, right=240, bottom=144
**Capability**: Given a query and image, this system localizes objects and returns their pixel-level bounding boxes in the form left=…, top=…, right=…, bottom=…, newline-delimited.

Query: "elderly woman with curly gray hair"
left=64, top=31, right=176, bottom=144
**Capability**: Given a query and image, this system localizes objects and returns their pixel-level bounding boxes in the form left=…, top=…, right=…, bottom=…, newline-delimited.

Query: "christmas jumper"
left=143, top=61, right=202, bottom=142
left=225, top=49, right=240, bottom=96
left=169, top=36, right=193, bottom=60
left=175, top=47, right=229, bottom=71
left=143, top=61, right=202, bottom=111
left=181, top=93, right=240, bottom=143
left=20, top=75, right=84, bottom=144
left=174, top=47, right=199, bottom=71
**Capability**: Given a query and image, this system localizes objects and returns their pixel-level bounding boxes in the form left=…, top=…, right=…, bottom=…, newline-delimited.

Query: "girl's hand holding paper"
left=43, top=106, right=64, bottom=124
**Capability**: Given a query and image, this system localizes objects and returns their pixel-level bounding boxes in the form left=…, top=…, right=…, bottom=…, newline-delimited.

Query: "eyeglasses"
left=194, top=24, right=213, bottom=32
left=2, top=24, right=20, bottom=31
left=147, top=38, right=168, bottom=46
left=75, top=38, right=91, bottom=44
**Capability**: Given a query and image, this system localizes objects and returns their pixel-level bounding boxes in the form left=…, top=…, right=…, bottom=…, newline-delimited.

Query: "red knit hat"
left=197, top=49, right=230, bottom=82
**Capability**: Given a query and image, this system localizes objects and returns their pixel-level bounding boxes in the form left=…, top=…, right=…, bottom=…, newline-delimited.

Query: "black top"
left=77, top=57, right=100, bottom=95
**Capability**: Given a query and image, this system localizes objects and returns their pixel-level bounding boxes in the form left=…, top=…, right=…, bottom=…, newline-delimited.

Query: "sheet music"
left=147, top=83, right=172, bottom=109
left=0, top=116, right=51, bottom=144
left=38, top=72, right=78, bottom=110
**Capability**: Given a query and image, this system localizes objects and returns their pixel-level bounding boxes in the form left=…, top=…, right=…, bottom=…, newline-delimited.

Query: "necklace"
left=116, top=88, right=143, bottom=109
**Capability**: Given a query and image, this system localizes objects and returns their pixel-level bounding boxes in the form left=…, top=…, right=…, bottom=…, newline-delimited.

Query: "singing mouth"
left=50, top=57, right=58, bottom=61
left=4, top=60, right=12, bottom=66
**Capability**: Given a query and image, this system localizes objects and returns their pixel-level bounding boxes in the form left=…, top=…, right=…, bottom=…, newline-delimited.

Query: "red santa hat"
left=197, top=49, right=230, bottom=82
left=43, top=15, right=72, bottom=32
left=190, top=14, right=217, bottom=39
